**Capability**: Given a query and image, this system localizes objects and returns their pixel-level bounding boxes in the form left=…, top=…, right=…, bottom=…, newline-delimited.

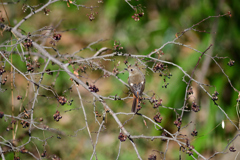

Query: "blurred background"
left=0, top=0, right=240, bottom=159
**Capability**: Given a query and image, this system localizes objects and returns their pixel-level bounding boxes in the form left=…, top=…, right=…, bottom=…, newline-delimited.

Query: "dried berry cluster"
left=212, top=91, right=219, bottom=101
left=95, top=111, right=101, bottom=117
left=174, top=117, right=182, bottom=131
left=191, top=102, right=200, bottom=112
left=131, top=12, right=144, bottom=21
left=118, top=133, right=127, bottom=142
left=153, top=63, right=165, bottom=72
left=53, top=110, right=62, bottom=122
left=191, top=129, right=198, bottom=137
left=0, top=111, right=4, bottom=118
left=131, top=4, right=144, bottom=21
left=112, top=67, right=119, bottom=75
left=185, top=139, right=195, bottom=156
left=180, top=141, right=194, bottom=156
left=14, top=156, right=20, bottom=160
left=58, top=96, right=67, bottom=105
left=41, top=150, right=47, bottom=157
left=136, top=104, right=142, bottom=112
left=161, top=131, right=168, bottom=141
left=6, top=126, right=13, bottom=131
left=89, top=85, right=99, bottom=93
left=1, top=76, right=7, bottom=85
left=26, top=63, right=34, bottom=72
left=153, top=99, right=162, bottom=108
left=52, top=155, right=61, bottom=160
left=227, top=59, right=235, bottom=67
left=0, top=15, right=5, bottom=22
left=11, top=120, right=16, bottom=124
left=45, top=69, right=53, bottom=75
left=24, top=38, right=33, bottom=50
left=103, top=72, right=110, bottom=78
left=153, top=113, right=162, bottom=123
left=158, top=72, right=171, bottom=88
left=149, top=94, right=157, bottom=103
left=20, top=120, right=29, bottom=128
left=148, top=154, right=156, bottom=160
left=149, top=93, right=162, bottom=108
left=186, top=149, right=193, bottom=156
left=68, top=99, right=73, bottom=105
left=229, top=146, right=236, bottom=152
left=43, top=8, right=50, bottom=15
left=53, top=33, right=62, bottom=41
left=113, top=40, right=123, bottom=51
left=23, top=108, right=30, bottom=118
left=79, top=65, right=87, bottom=73
left=20, top=147, right=28, bottom=153
left=50, top=32, right=62, bottom=46
left=0, top=67, right=6, bottom=75
left=86, top=12, right=98, bottom=21
left=187, top=87, right=193, bottom=95
left=237, top=97, right=240, bottom=102
left=17, top=95, right=22, bottom=100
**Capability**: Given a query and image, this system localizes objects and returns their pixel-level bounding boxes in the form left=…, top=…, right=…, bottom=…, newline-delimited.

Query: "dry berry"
left=52, top=155, right=61, bottom=160
left=229, top=146, right=236, bottom=152
left=17, top=95, right=22, bottom=100
left=112, top=67, right=119, bottom=75
left=89, top=85, right=99, bottom=93
left=41, top=151, right=46, bottom=157
left=0, top=111, right=4, bottom=118
left=161, top=131, right=168, bottom=141
left=118, top=133, right=127, bottom=142
left=113, top=40, right=123, bottom=51
left=0, top=15, right=5, bottom=23
left=136, top=105, right=142, bottom=112
left=20, top=147, right=28, bottom=153
left=153, top=99, right=162, bottom=108
left=153, top=63, right=165, bottom=72
left=174, top=117, right=182, bottom=131
left=191, top=102, right=200, bottom=112
left=45, top=69, right=53, bottom=75
left=187, top=87, right=193, bottom=95
left=153, top=113, right=162, bottom=123
left=26, top=63, right=34, bottom=72
left=189, top=145, right=194, bottom=150
left=186, top=150, right=193, bottom=156
left=87, top=12, right=96, bottom=21
left=11, top=120, right=17, bottom=124
left=53, top=34, right=62, bottom=41
left=14, top=156, right=20, bottom=160
left=148, top=154, right=156, bottom=160
left=24, top=38, right=33, bottom=49
left=1, top=76, right=7, bottom=85
left=43, top=8, right=50, bottom=15
left=0, top=67, right=6, bottom=75
left=95, top=111, right=101, bottom=117
left=53, top=110, right=62, bottom=122
left=212, top=91, right=219, bottom=101
left=191, top=129, right=198, bottom=136
left=21, top=120, right=29, bottom=128
left=227, top=59, right=235, bottom=66
left=58, top=96, right=67, bottom=105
